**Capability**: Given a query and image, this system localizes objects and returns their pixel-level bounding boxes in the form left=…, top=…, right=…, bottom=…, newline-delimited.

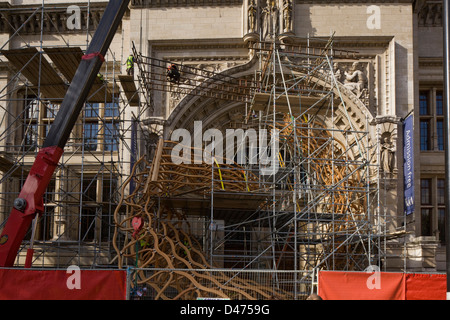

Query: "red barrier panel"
left=318, top=271, right=447, bottom=300
left=318, top=271, right=405, bottom=300
left=0, top=269, right=127, bottom=300
left=405, top=273, right=446, bottom=300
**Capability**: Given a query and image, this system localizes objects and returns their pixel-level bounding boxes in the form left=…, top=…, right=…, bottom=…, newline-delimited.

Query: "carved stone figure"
left=343, top=62, right=368, bottom=99
left=381, top=136, right=395, bottom=174
left=261, top=0, right=279, bottom=40
left=333, top=63, right=343, bottom=82
left=283, top=0, right=293, bottom=33
left=261, top=2, right=270, bottom=39
left=248, top=0, right=257, bottom=33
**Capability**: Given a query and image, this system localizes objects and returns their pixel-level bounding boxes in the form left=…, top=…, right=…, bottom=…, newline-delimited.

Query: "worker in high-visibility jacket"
left=126, top=54, right=135, bottom=76
left=97, top=73, right=104, bottom=82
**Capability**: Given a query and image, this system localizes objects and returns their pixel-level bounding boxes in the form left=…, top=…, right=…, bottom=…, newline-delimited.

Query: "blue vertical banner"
left=403, top=114, right=414, bottom=215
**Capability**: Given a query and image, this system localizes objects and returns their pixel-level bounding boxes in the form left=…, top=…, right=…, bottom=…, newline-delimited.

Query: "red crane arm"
left=0, top=0, right=130, bottom=267
left=0, top=146, right=63, bottom=267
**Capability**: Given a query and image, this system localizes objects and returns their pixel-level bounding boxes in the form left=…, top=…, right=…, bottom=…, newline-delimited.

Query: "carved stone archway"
left=164, top=55, right=377, bottom=166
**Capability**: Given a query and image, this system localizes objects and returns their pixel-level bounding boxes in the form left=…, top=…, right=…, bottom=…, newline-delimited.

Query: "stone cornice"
left=0, top=2, right=107, bottom=10
left=285, top=36, right=393, bottom=59
left=131, top=0, right=242, bottom=8
left=163, top=55, right=249, bottom=63
left=151, top=38, right=249, bottom=65
left=419, top=57, right=443, bottom=68
left=305, top=36, right=394, bottom=49
left=150, top=38, right=247, bottom=53
left=0, top=3, right=125, bottom=35
left=295, top=0, right=414, bottom=3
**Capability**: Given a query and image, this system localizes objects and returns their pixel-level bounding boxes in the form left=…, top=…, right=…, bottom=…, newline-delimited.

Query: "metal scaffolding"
left=0, top=3, right=148, bottom=268
left=0, top=3, right=400, bottom=300
left=210, top=38, right=384, bottom=295
left=113, top=35, right=391, bottom=299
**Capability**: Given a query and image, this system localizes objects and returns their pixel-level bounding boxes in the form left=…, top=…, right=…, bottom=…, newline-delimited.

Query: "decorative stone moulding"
left=130, top=0, right=243, bottom=7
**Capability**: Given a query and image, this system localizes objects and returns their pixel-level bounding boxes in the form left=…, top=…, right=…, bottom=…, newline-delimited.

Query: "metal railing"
left=125, top=267, right=315, bottom=300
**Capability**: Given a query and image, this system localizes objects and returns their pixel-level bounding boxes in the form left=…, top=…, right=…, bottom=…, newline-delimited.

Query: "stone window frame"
left=420, top=176, right=446, bottom=243
left=419, top=87, right=444, bottom=152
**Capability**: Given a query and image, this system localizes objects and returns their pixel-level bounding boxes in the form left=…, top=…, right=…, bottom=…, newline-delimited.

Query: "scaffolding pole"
left=113, top=33, right=390, bottom=299
left=0, top=2, right=151, bottom=268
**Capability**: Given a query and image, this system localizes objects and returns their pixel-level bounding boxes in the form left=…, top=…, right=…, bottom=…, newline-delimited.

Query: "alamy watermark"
left=66, top=5, right=81, bottom=30
left=66, top=265, right=81, bottom=290
left=365, top=265, right=381, bottom=290
left=367, top=5, right=381, bottom=30
left=170, top=121, right=280, bottom=176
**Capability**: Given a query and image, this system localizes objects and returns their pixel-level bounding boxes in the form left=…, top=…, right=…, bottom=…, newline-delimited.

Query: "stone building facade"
left=0, top=0, right=446, bottom=272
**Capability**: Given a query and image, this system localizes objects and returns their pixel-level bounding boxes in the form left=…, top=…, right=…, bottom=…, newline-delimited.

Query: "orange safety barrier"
left=318, top=271, right=447, bottom=300
left=405, top=273, right=447, bottom=300
left=0, top=269, right=127, bottom=300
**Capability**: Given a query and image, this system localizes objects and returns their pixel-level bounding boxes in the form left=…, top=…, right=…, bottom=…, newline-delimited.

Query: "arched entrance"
left=114, top=42, right=384, bottom=299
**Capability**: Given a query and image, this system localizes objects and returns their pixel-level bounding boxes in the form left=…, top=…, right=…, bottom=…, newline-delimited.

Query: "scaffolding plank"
left=160, top=192, right=268, bottom=211
left=251, top=92, right=340, bottom=116
left=0, top=153, right=29, bottom=177
left=43, top=47, right=84, bottom=82
left=44, top=47, right=113, bottom=103
left=1, top=47, right=67, bottom=99
left=118, top=75, right=139, bottom=106
left=88, top=78, right=114, bottom=103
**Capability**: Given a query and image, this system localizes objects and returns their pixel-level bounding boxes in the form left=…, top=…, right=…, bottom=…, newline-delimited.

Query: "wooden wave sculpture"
left=113, top=147, right=293, bottom=300
left=113, top=117, right=369, bottom=299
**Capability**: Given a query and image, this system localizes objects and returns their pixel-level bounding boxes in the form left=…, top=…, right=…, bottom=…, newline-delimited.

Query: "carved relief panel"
left=418, top=2, right=442, bottom=27
left=333, top=60, right=376, bottom=116
left=164, top=61, right=247, bottom=113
